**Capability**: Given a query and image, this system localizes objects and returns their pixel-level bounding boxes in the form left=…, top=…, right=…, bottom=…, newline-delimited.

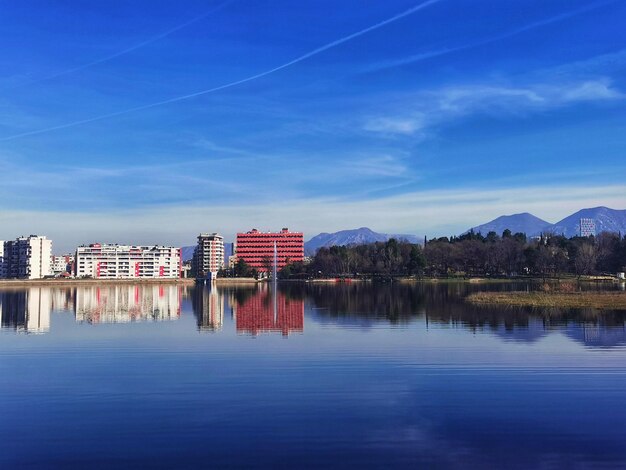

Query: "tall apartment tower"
left=235, top=228, right=304, bottom=272
left=193, top=233, right=224, bottom=279
left=579, top=218, right=596, bottom=237
left=1, top=235, right=52, bottom=279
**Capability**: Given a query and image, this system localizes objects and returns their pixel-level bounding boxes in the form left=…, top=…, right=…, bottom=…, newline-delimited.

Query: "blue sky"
left=1, top=0, right=625, bottom=251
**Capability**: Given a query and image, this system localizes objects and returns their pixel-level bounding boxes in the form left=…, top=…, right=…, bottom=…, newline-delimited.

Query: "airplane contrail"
left=0, top=0, right=443, bottom=142
left=12, top=0, right=235, bottom=87
left=365, top=0, right=619, bottom=72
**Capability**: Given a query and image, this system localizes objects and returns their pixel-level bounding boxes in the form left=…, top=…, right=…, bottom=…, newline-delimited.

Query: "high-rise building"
left=75, top=244, right=181, bottom=279
left=235, top=228, right=304, bottom=272
left=579, top=218, right=596, bottom=237
left=1, top=235, right=52, bottom=279
left=193, top=233, right=224, bottom=279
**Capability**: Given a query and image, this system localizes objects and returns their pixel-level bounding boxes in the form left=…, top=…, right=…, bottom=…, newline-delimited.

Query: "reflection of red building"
left=234, top=290, right=304, bottom=336
left=235, top=228, right=304, bottom=271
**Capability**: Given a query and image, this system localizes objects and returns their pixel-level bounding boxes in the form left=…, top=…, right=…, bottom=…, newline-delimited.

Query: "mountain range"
left=304, top=227, right=420, bottom=256
left=181, top=207, right=625, bottom=261
left=469, top=206, right=626, bottom=238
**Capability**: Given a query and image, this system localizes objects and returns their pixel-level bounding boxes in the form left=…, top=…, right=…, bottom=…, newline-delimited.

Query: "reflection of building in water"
left=0, top=288, right=51, bottom=333
left=75, top=285, right=180, bottom=323
left=233, top=288, right=303, bottom=336
left=191, top=287, right=224, bottom=331
left=51, top=289, right=75, bottom=312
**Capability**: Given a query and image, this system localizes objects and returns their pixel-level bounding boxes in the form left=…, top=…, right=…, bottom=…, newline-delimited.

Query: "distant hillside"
left=550, top=207, right=626, bottom=237
left=181, top=246, right=195, bottom=262
left=468, top=207, right=626, bottom=238
left=469, top=213, right=552, bottom=237
left=305, top=227, right=419, bottom=256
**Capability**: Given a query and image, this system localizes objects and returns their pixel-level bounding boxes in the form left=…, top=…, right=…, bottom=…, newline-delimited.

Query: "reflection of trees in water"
left=303, top=282, right=626, bottom=346
left=304, top=283, right=426, bottom=323
left=304, top=282, right=526, bottom=324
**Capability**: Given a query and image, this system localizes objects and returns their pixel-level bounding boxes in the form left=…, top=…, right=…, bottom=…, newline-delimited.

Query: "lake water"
left=2, top=281, right=626, bottom=469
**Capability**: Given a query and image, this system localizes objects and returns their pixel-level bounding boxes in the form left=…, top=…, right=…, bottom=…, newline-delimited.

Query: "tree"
left=574, top=243, right=597, bottom=279
left=233, top=258, right=253, bottom=278
left=261, top=255, right=274, bottom=278
left=407, top=245, right=426, bottom=277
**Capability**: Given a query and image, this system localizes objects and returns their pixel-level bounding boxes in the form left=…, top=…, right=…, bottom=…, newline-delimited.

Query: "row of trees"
left=279, top=230, right=626, bottom=279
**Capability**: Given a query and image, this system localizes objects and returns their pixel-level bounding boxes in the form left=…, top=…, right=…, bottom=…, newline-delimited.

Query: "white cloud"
left=559, top=79, right=624, bottom=102
left=2, top=183, right=624, bottom=253
left=363, top=116, right=426, bottom=135
left=364, top=79, right=624, bottom=135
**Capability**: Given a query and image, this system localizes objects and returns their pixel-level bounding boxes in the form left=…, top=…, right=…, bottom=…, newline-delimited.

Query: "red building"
left=235, top=228, right=304, bottom=271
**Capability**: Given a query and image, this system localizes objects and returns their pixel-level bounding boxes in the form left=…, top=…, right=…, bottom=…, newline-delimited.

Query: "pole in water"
left=273, top=241, right=278, bottom=282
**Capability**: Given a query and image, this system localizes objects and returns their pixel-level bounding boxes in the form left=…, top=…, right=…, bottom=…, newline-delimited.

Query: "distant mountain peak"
left=550, top=206, right=626, bottom=237
left=468, top=206, right=626, bottom=238
left=305, top=227, right=419, bottom=255
left=469, top=213, right=552, bottom=237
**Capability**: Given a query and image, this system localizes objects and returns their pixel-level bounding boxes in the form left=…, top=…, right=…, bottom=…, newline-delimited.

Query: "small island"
left=466, top=290, right=626, bottom=310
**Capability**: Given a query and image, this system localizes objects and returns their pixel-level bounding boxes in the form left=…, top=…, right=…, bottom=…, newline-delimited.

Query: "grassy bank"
left=466, top=291, right=626, bottom=310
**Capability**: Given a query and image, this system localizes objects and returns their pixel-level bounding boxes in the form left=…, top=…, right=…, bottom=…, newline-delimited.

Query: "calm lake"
left=2, top=281, right=626, bottom=469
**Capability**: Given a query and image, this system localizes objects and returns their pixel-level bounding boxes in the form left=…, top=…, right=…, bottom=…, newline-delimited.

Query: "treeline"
left=279, top=230, right=626, bottom=279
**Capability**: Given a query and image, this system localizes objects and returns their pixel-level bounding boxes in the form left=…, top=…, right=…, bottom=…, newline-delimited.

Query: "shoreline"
left=0, top=278, right=196, bottom=289
left=1, top=276, right=622, bottom=289
left=0, top=277, right=258, bottom=289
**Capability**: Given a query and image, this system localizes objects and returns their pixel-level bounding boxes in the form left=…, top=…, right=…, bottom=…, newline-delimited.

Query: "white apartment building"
left=1, top=235, right=52, bottom=279
left=0, top=242, right=6, bottom=278
left=75, top=244, right=181, bottom=279
left=579, top=218, right=597, bottom=237
left=51, top=254, right=74, bottom=276
left=193, top=233, right=224, bottom=279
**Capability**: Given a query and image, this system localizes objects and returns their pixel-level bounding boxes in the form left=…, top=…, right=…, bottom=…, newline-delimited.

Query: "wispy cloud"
left=0, top=147, right=419, bottom=212
left=0, top=0, right=444, bottom=142
left=364, top=79, right=624, bottom=135
left=363, top=117, right=426, bottom=135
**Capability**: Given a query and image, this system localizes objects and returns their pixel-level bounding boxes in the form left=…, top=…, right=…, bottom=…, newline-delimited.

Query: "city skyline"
left=1, top=0, right=626, bottom=251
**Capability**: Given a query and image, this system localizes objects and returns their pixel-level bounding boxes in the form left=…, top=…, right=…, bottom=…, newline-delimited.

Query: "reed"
left=466, top=291, right=626, bottom=310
